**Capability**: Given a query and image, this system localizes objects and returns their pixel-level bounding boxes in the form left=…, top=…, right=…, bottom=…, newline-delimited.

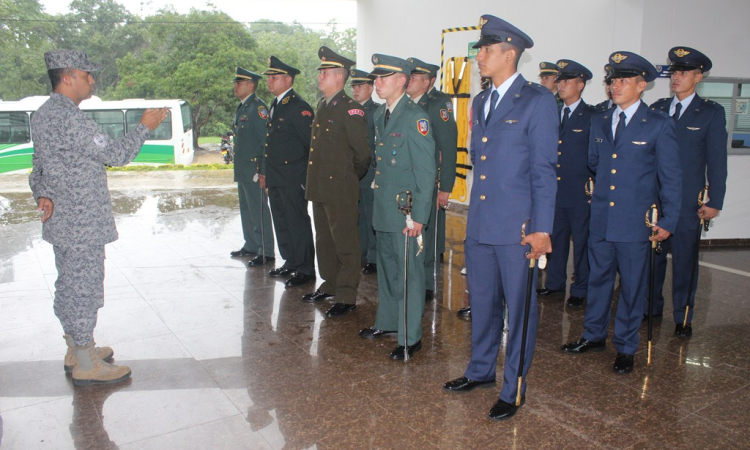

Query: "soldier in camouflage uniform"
left=29, top=50, right=167, bottom=386
left=406, top=58, right=458, bottom=299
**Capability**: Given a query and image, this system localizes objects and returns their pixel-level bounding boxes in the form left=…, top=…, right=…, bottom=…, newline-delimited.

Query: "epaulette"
left=703, top=98, right=722, bottom=108
left=525, top=80, right=547, bottom=91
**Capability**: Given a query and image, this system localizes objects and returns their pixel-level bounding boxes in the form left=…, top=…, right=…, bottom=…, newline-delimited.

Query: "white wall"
left=356, top=0, right=750, bottom=239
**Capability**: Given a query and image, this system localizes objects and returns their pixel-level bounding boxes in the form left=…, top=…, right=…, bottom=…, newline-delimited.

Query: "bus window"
left=85, top=110, right=125, bottom=139
left=126, top=109, right=172, bottom=140
left=0, top=112, right=31, bottom=144
left=180, top=102, right=192, bottom=132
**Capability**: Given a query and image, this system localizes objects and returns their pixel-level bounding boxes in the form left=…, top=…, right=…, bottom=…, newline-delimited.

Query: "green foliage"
left=0, top=0, right=356, bottom=150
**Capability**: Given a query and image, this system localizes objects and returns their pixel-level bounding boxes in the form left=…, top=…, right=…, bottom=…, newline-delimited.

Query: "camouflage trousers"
left=53, top=245, right=105, bottom=346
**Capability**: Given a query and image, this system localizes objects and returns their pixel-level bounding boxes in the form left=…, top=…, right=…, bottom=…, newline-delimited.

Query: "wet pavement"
left=0, top=170, right=748, bottom=449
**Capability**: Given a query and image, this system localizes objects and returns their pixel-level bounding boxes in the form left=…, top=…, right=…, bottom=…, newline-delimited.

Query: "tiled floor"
left=1, top=171, right=748, bottom=449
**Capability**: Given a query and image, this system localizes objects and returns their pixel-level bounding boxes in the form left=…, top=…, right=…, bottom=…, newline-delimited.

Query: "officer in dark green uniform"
left=262, top=56, right=316, bottom=288
left=350, top=69, right=380, bottom=275
left=303, top=47, right=371, bottom=317
left=539, top=61, right=562, bottom=105
left=406, top=58, right=458, bottom=299
left=230, top=67, right=275, bottom=266
left=358, top=54, right=436, bottom=360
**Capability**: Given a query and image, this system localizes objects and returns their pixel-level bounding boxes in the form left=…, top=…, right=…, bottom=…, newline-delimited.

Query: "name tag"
left=595, top=138, right=603, bottom=143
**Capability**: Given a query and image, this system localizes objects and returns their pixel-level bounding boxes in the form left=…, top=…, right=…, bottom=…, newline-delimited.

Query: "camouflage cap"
left=44, top=50, right=101, bottom=72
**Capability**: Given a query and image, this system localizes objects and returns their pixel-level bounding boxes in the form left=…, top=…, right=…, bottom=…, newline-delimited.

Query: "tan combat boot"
left=63, top=334, right=114, bottom=373
left=72, top=342, right=131, bottom=387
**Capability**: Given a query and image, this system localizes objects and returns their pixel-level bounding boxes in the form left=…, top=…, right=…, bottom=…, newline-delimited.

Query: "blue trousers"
left=546, top=205, right=590, bottom=297
left=464, top=236, right=538, bottom=404
left=583, top=235, right=649, bottom=355
left=649, top=214, right=701, bottom=324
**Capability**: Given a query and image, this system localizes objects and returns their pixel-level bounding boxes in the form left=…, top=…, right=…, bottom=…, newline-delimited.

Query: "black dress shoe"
left=389, top=340, right=422, bottom=360
left=488, top=397, right=524, bottom=421
left=561, top=337, right=605, bottom=354
left=443, top=376, right=495, bottom=392
left=362, top=263, right=377, bottom=274
left=326, top=303, right=356, bottom=318
left=566, top=296, right=585, bottom=307
left=457, top=306, right=471, bottom=318
left=425, top=290, right=434, bottom=301
left=613, top=352, right=634, bottom=374
left=230, top=248, right=254, bottom=257
left=302, top=289, right=334, bottom=303
left=248, top=255, right=275, bottom=266
left=537, top=287, right=565, bottom=296
left=269, top=266, right=292, bottom=277
left=675, top=323, right=693, bottom=338
left=359, top=327, right=397, bottom=339
left=642, top=313, right=663, bottom=322
left=284, top=272, right=315, bottom=288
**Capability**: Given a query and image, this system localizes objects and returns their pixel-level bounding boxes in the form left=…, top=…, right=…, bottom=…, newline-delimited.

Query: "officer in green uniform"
left=230, top=67, right=275, bottom=266
left=350, top=69, right=381, bottom=275
left=303, top=47, right=371, bottom=317
left=262, top=56, right=316, bottom=287
left=358, top=54, right=436, bottom=360
left=539, top=61, right=562, bottom=105
left=406, top=58, right=458, bottom=299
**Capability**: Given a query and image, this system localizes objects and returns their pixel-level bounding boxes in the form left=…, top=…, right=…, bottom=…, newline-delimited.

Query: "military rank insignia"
left=258, top=107, right=268, bottom=119
left=282, top=97, right=290, bottom=105
left=348, top=109, right=365, bottom=117
left=440, top=109, right=449, bottom=122
left=301, top=110, right=312, bottom=117
left=417, top=119, right=429, bottom=136
left=445, top=102, right=453, bottom=113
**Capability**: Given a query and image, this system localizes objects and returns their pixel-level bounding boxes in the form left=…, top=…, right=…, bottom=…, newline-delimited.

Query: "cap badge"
left=612, top=53, right=628, bottom=64
left=479, top=17, right=489, bottom=27
left=321, top=56, right=327, bottom=61
left=557, top=61, right=568, bottom=69
left=674, top=48, right=690, bottom=58
left=373, top=56, right=379, bottom=64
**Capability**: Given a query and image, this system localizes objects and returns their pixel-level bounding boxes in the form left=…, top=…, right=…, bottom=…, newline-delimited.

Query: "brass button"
left=308, top=161, right=312, bottom=165
left=265, top=143, right=268, bottom=147
left=313, top=136, right=316, bottom=140
left=558, top=151, right=562, bottom=156
left=610, top=185, right=615, bottom=190
left=612, top=154, right=618, bottom=159
left=316, top=124, right=320, bottom=127
left=557, top=164, right=561, bottom=168
left=480, top=155, right=487, bottom=161
left=377, top=156, right=382, bottom=161
left=558, top=140, right=562, bottom=144
left=376, top=171, right=380, bottom=175
left=266, top=133, right=269, bottom=137
left=482, top=137, right=488, bottom=143
left=609, top=201, right=615, bottom=206
left=326, top=128, right=329, bottom=131
left=611, top=169, right=617, bottom=174
left=557, top=177, right=561, bottom=181
left=329, top=176, right=333, bottom=179
left=480, top=175, right=486, bottom=180
left=374, top=184, right=378, bottom=189
left=310, top=147, right=314, bottom=152
left=379, top=143, right=384, bottom=146
left=480, top=195, right=486, bottom=200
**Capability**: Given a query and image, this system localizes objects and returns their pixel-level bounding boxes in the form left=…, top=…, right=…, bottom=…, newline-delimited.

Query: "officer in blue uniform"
left=537, top=60, right=596, bottom=308
left=350, top=69, right=381, bottom=275
left=443, top=15, right=558, bottom=421
left=562, top=52, right=682, bottom=375
left=648, top=47, right=728, bottom=337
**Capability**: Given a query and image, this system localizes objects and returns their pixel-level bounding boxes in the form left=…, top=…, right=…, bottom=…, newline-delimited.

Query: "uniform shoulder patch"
left=301, top=110, right=313, bottom=117
left=439, top=109, right=449, bottom=122
left=445, top=101, right=453, bottom=113
left=417, top=118, right=429, bottom=136
left=258, top=106, right=269, bottom=119
left=348, top=109, right=365, bottom=117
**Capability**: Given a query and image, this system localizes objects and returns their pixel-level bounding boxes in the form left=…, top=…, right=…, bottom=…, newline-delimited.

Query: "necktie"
left=234, top=102, right=242, bottom=126
left=269, top=98, right=278, bottom=118
left=560, top=106, right=570, bottom=131
left=485, top=90, right=499, bottom=123
left=384, top=108, right=391, bottom=128
left=614, top=111, right=627, bottom=143
left=673, top=102, right=682, bottom=123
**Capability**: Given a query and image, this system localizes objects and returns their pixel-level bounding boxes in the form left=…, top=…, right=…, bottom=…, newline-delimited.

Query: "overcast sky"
left=39, top=0, right=357, bottom=29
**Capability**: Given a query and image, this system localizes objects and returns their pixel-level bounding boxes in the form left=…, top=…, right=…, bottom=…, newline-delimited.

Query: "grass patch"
left=107, top=163, right=232, bottom=172
left=198, top=136, right=222, bottom=145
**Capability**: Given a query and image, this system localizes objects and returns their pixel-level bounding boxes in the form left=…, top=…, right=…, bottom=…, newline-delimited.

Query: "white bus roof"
left=0, top=96, right=187, bottom=111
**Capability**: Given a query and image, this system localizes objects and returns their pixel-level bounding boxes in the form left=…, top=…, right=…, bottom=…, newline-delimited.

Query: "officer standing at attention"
left=30, top=50, right=167, bottom=386
left=229, top=67, right=275, bottom=266
left=406, top=57, right=458, bottom=300
left=649, top=47, right=727, bottom=337
left=303, top=47, right=371, bottom=318
left=537, top=60, right=596, bottom=308
left=350, top=69, right=381, bottom=275
left=262, top=56, right=316, bottom=288
left=596, top=65, right=614, bottom=112
left=358, top=54, right=436, bottom=360
left=442, top=15, right=558, bottom=421
left=562, top=52, right=682, bottom=374
left=539, top=61, right=561, bottom=104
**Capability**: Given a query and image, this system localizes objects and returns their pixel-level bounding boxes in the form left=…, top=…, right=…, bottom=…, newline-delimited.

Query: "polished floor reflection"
left=1, top=171, right=749, bottom=449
